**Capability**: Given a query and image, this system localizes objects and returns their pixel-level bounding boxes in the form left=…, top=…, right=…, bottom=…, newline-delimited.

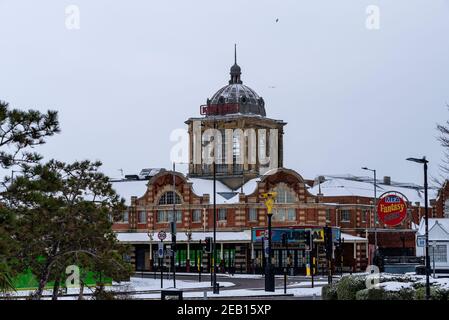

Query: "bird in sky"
left=276, top=18, right=279, bottom=23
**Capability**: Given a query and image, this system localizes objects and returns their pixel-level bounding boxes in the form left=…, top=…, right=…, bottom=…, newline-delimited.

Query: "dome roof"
left=209, top=83, right=266, bottom=116
left=203, top=45, right=266, bottom=117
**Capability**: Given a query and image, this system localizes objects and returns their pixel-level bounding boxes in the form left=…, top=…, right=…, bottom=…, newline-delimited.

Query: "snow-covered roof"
left=308, top=175, right=437, bottom=205
left=116, top=230, right=252, bottom=243
left=417, top=218, right=449, bottom=239
left=111, top=180, right=149, bottom=205
left=111, top=176, right=260, bottom=206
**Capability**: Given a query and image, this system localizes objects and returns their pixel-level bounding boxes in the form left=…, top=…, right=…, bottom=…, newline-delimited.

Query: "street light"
left=147, top=230, right=154, bottom=272
left=185, top=229, right=192, bottom=272
left=362, top=167, right=378, bottom=264
left=406, top=156, right=430, bottom=300
left=262, top=192, right=277, bottom=292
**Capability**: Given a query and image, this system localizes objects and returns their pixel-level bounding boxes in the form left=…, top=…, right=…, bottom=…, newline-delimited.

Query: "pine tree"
left=7, top=160, right=132, bottom=299
left=0, top=100, right=60, bottom=294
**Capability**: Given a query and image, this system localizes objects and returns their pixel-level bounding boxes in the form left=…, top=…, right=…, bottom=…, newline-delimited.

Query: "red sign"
left=377, top=193, right=407, bottom=226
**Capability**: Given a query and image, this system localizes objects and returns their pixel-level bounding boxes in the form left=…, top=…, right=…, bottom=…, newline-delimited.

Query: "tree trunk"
left=78, top=280, right=85, bottom=300
left=52, top=275, right=61, bottom=300
left=34, top=266, right=51, bottom=300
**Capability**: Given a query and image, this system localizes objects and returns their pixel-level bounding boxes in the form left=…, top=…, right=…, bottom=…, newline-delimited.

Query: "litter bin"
left=415, top=265, right=426, bottom=275
left=161, top=289, right=183, bottom=300
left=213, top=282, right=220, bottom=294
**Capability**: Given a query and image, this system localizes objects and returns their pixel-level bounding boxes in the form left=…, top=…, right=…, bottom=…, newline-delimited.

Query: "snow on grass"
left=113, top=277, right=235, bottom=291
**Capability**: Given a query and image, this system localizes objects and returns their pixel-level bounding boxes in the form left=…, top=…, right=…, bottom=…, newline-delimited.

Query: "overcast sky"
left=1, top=0, right=448, bottom=186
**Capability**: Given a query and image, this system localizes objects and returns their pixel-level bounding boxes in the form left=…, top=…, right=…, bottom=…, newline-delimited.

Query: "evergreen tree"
left=6, top=160, right=132, bottom=299
left=0, top=100, right=59, bottom=293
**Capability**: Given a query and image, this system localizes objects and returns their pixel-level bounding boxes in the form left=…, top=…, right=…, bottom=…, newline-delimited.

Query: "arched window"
left=273, top=183, right=296, bottom=203
left=158, top=191, right=181, bottom=205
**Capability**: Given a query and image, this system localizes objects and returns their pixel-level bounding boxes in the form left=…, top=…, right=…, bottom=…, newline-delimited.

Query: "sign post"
left=158, top=231, right=166, bottom=289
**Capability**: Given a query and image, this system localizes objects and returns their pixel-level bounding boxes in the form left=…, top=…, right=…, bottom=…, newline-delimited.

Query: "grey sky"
left=1, top=0, right=448, bottom=186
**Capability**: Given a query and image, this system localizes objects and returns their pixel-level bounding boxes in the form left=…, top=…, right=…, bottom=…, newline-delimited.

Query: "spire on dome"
left=229, top=44, right=242, bottom=84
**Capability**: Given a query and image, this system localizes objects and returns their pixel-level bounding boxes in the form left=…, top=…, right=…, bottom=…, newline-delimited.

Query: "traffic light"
left=204, top=237, right=212, bottom=253
left=281, top=233, right=288, bottom=247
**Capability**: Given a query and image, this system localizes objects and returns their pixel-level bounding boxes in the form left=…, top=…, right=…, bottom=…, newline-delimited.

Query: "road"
left=134, top=272, right=333, bottom=300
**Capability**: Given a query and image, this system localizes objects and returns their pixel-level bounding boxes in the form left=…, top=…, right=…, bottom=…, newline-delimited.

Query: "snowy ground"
left=0, top=277, right=235, bottom=299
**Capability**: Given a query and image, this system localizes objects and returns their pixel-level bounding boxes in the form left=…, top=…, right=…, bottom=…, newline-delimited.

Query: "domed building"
left=187, top=46, right=286, bottom=189
left=112, top=48, right=438, bottom=277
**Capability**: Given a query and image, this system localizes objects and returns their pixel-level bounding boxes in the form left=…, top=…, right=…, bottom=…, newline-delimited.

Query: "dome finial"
left=234, top=43, right=237, bottom=65
left=229, top=44, right=242, bottom=84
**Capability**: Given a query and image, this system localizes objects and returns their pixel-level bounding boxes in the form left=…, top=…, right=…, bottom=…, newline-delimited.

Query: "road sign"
left=158, top=242, right=164, bottom=258
left=377, top=192, right=408, bottom=226
left=158, top=230, right=167, bottom=241
left=417, top=236, right=425, bottom=247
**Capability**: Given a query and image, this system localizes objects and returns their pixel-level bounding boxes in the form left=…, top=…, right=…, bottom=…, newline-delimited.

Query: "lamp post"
left=262, top=192, right=277, bottom=292
left=185, top=229, right=192, bottom=272
left=212, top=120, right=218, bottom=294
left=362, top=167, right=378, bottom=264
left=406, top=156, right=430, bottom=300
left=147, top=231, right=154, bottom=273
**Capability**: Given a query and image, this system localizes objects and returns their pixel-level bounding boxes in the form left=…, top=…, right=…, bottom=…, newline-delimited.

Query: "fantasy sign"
left=377, top=192, right=408, bottom=226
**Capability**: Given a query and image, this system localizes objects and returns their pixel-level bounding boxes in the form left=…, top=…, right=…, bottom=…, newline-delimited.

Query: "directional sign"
left=158, top=230, right=166, bottom=241
left=417, top=236, right=425, bottom=247
left=158, top=242, right=164, bottom=258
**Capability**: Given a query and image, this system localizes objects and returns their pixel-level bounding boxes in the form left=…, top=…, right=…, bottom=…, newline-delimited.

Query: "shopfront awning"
left=341, top=233, right=368, bottom=243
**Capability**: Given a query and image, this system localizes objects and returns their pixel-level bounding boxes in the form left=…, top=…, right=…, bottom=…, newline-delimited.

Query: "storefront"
left=251, top=226, right=341, bottom=275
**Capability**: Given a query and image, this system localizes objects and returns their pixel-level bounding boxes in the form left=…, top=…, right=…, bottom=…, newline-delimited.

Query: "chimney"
left=383, top=176, right=391, bottom=185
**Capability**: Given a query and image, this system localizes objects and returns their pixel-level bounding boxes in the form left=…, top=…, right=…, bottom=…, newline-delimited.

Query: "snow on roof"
left=116, top=230, right=252, bottom=243
left=110, top=175, right=259, bottom=206
left=111, top=180, right=149, bottom=205
left=417, top=218, right=449, bottom=239
left=308, top=175, right=437, bottom=205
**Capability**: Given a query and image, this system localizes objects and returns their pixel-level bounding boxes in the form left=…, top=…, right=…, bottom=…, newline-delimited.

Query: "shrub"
left=413, top=286, right=448, bottom=300
left=355, top=288, right=387, bottom=300
left=386, top=288, right=415, bottom=300
left=322, top=283, right=338, bottom=300
left=336, top=276, right=366, bottom=300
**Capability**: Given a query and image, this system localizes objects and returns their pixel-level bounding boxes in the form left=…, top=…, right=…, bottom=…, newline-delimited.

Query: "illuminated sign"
left=377, top=192, right=408, bottom=226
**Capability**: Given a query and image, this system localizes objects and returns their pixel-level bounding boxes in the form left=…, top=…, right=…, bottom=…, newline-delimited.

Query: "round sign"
left=158, top=230, right=166, bottom=241
left=377, top=193, right=408, bottom=226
